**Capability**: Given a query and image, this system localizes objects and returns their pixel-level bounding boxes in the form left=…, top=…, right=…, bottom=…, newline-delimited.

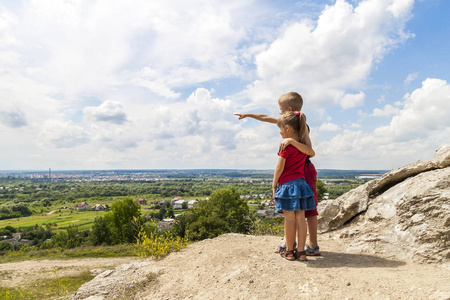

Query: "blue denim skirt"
left=275, top=178, right=316, bottom=213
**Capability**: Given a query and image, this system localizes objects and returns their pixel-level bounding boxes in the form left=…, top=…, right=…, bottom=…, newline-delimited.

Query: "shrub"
left=135, top=218, right=189, bottom=259
left=0, top=241, right=13, bottom=252
left=173, top=188, right=251, bottom=241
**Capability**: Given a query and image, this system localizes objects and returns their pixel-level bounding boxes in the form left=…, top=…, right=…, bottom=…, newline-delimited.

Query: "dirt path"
left=1, top=234, right=449, bottom=299
left=0, top=257, right=145, bottom=288
left=133, top=234, right=450, bottom=300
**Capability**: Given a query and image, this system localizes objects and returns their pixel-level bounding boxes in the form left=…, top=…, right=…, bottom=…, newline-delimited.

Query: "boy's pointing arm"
left=234, top=113, right=277, bottom=124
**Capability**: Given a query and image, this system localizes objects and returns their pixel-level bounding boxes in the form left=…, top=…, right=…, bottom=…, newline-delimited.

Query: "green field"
left=0, top=209, right=108, bottom=232
left=0, top=202, right=260, bottom=233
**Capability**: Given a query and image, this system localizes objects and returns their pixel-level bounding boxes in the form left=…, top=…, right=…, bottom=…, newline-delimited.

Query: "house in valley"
left=76, top=202, right=89, bottom=211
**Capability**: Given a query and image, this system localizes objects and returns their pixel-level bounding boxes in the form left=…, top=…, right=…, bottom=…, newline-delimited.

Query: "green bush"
left=174, top=188, right=251, bottom=241
left=0, top=241, right=13, bottom=252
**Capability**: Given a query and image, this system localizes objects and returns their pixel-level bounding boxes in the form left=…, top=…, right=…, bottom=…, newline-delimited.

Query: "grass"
left=0, top=269, right=94, bottom=300
left=0, top=201, right=192, bottom=233
left=0, top=209, right=108, bottom=232
left=0, top=244, right=139, bottom=264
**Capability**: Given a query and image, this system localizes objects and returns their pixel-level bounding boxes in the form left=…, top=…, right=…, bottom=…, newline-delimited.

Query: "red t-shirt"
left=277, top=145, right=307, bottom=185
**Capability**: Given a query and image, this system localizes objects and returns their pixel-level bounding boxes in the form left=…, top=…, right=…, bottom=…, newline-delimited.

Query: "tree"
left=90, top=216, right=112, bottom=245
left=174, top=188, right=251, bottom=241
left=166, top=207, right=174, bottom=218
left=158, top=207, right=166, bottom=220
left=11, top=204, right=32, bottom=217
left=52, top=224, right=82, bottom=249
left=109, top=197, right=141, bottom=244
left=316, top=179, right=327, bottom=201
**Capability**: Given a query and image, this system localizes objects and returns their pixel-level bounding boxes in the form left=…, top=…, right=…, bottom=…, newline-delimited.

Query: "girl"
left=273, top=111, right=316, bottom=261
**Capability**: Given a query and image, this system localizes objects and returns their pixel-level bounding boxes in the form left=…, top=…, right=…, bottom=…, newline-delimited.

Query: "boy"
left=235, top=92, right=320, bottom=256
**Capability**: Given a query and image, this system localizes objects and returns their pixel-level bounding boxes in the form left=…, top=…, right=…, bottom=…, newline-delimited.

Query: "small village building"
left=76, top=202, right=89, bottom=211
left=256, top=209, right=276, bottom=218
left=255, top=210, right=266, bottom=217
left=92, top=204, right=107, bottom=211
left=173, top=200, right=186, bottom=209
left=261, top=199, right=276, bottom=207
left=171, top=196, right=183, bottom=206
left=187, top=200, right=199, bottom=208
left=136, top=198, right=147, bottom=205
left=157, top=219, right=175, bottom=232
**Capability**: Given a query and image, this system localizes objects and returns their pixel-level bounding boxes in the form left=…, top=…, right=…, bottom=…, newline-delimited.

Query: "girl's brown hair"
left=277, top=111, right=308, bottom=143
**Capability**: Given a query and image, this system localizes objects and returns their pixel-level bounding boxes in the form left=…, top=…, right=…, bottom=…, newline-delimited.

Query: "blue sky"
left=0, top=0, right=449, bottom=171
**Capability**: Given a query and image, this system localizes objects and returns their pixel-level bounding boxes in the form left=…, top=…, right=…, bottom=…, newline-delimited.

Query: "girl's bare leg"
left=283, top=210, right=296, bottom=252
left=295, top=210, right=307, bottom=252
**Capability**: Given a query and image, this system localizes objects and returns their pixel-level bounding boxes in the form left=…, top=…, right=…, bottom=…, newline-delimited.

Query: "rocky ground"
left=0, top=257, right=143, bottom=288
left=64, top=233, right=450, bottom=299
left=1, top=234, right=449, bottom=299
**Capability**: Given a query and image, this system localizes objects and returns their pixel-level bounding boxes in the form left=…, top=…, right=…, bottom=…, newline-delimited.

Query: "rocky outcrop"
left=318, top=146, right=450, bottom=263
left=71, top=262, right=155, bottom=300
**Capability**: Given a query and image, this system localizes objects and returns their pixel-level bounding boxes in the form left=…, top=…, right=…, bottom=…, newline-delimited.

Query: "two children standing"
left=235, top=92, right=320, bottom=261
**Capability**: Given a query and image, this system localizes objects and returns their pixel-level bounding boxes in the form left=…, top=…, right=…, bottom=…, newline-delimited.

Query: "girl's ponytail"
left=277, top=111, right=308, bottom=143
left=298, top=112, right=307, bottom=144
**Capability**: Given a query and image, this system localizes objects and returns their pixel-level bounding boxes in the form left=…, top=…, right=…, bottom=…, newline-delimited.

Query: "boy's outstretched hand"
left=234, top=113, right=247, bottom=120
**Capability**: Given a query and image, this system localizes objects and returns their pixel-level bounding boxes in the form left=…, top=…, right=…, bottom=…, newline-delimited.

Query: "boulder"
left=71, top=262, right=154, bottom=300
left=318, top=146, right=450, bottom=263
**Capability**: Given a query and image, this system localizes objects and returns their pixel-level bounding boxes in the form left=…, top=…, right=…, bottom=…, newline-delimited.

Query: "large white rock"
left=318, top=145, right=450, bottom=263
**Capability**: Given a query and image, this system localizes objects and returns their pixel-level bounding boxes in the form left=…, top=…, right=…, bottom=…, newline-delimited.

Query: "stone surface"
left=71, top=262, right=154, bottom=300
left=318, top=145, right=450, bottom=263
left=70, top=234, right=450, bottom=300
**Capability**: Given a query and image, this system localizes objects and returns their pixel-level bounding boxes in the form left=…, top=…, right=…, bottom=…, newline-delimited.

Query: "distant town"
left=0, top=168, right=388, bottom=182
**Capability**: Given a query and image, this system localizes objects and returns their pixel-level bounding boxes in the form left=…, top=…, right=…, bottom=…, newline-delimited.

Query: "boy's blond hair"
left=278, top=92, right=303, bottom=111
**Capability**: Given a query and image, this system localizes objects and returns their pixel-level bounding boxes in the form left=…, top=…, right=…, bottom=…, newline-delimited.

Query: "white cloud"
left=245, top=0, right=414, bottom=108
left=377, top=95, right=386, bottom=104
left=315, top=78, right=450, bottom=169
left=1, top=0, right=265, bottom=102
left=84, top=100, right=127, bottom=124
left=340, top=91, right=365, bottom=109
left=319, top=123, right=341, bottom=132
left=0, top=109, right=27, bottom=128
left=404, top=72, right=418, bottom=85
left=372, top=104, right=400, bottom=117
left=147, top=88, right=240, bottom=155
left=0, top=0, right=448, bottom=171
left=38, top=120, right=89, bottom=149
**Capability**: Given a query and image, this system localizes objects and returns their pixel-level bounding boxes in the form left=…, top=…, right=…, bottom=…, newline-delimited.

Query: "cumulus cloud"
left=316, top=78, right=450, bottom=169
left=319, top=123, right=341, bottom=132
left=0, top=0, right=266, bottom=101
left=246, top=0, right=414, bottom=108
left=83, top=100, right=127, bottom=124
left=145, top=88, right=240, bottom=158
left=0, top=109, right=27, bottom=128
left=38, top=120, right=88, bottom=148
left=372, top=104, right=400, bottom=117
left=340, top=91, right=365, bottom=109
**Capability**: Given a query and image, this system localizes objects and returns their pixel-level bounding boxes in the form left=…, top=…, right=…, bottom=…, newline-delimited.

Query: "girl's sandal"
left=295, top=250, right=308, bottom=261
left=281, top=249, right=296, bottom=261
left=274, top=245, right=286, bottom=254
